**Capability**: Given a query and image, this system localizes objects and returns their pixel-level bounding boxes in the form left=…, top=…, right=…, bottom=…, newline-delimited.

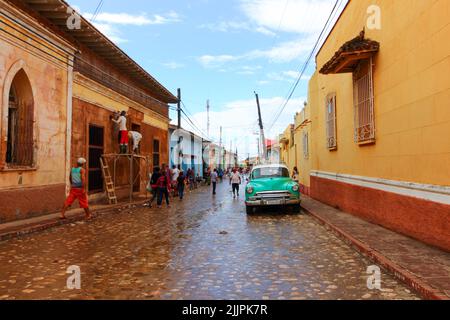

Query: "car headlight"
left=292, top=184, right=299, bottom=192
left=246, top=186, right=254, bottom=194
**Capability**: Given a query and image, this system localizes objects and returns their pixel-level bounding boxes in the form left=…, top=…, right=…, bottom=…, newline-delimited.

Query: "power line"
left=91, top=0, right=104, bottom=23
left=255, top=0, right=290, bottom=88
left=179, top=101, right=213, bottom=141
left=267, top=0, right=341, bottom=131
left=268, top=0, right=340, bottom=130
left=180, top=114, right=204, bottom=138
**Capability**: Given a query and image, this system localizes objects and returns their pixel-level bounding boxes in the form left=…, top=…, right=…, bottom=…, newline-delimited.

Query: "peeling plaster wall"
left=0, top=4, right=72, bottom=222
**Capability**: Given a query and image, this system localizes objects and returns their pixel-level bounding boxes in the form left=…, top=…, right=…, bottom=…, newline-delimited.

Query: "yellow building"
left=288, top=0, right=450, bottom=251
left=279, top=124, right=296, bottom=170
left=0, top=0, right=75, bottom=222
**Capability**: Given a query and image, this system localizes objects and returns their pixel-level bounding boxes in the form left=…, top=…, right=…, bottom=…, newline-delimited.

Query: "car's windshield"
left=251, top=167, right=290, bottom=179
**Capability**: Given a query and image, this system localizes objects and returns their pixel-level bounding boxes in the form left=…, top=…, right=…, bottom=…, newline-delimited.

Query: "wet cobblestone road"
left=0, top=182, right=420, bottom=300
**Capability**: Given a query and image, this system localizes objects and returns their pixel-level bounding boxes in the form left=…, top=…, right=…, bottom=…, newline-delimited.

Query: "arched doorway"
left=6, top=69, right=34, bottom=167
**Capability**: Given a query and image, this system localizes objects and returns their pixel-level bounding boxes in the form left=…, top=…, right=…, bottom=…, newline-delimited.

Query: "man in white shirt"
left=211, top=169, right=218, bottom=195
left=128, top=131, right=142, bottom=154
left=172, top=165, right=180, bottom=182
left=171, top=165, right=180, bottom=196
left=111, top=111, right=128, bottom=154
left=230, top=168, right=242, bottom=198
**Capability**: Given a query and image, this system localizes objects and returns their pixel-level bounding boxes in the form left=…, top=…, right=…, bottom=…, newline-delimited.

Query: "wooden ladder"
left=100, top=157, right=118, bottom=205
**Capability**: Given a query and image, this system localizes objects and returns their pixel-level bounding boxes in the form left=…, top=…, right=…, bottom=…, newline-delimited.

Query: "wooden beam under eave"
left=28, top=3, right=64, bottom=11
left=333, top=52, right=374, bottom=73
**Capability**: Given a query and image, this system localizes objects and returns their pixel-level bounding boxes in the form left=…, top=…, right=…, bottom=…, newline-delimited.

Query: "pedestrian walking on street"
left=162, top=164, right=172, bottom=194
left=187, top=168, right=195, bottom=191
left=146, top=167, right=161, bottom=208
left=60, top=158, right=92, bottom=220
left=177, top=171, right=186, bottom=200
left=211, top=168, right=218, bottom=195
left=171, top=165, right=180, bottom=197
left=230, top=168, right=242, bottom=198
left=156, top=170, right=170, bottom=209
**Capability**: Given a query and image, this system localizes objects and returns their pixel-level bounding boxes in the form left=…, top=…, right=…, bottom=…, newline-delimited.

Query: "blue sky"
left=67, top=0, right=347, bottom=157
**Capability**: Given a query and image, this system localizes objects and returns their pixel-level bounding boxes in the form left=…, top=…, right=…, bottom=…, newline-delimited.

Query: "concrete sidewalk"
left=302, top=196, right=450, bottom=300
left=0, top=199, right=147, bottom=242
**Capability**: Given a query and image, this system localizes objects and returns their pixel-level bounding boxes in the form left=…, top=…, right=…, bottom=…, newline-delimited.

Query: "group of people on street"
left=60, top=151, right=250, bottom=219
left=146, top=164, right=202, bottom=208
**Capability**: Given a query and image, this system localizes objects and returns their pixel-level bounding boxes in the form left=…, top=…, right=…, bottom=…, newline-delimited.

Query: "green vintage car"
left=245, top=164, right=301, bottom=214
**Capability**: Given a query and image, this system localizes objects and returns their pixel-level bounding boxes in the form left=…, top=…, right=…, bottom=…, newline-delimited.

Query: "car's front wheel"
left=246, top=206, right=254, bottom=215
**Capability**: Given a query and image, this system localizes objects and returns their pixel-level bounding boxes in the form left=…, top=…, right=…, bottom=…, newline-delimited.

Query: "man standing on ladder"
left=111, top=111, right=128, bottom=154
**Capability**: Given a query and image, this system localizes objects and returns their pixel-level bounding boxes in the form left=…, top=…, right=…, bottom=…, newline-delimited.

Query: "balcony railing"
left=74, top=58, right=168, bottom=112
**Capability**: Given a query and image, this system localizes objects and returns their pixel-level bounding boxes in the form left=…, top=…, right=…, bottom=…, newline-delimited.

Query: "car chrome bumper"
left=245, top=199, right=301, bottom=207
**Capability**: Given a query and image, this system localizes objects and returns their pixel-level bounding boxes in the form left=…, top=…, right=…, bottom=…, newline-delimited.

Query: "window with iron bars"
left=326, top=93, right=337, bottom=150
left=353, top=58, right=375, bottom=143
left=303, top=132, right=309, bottom=159
left=6, top=71, right=34, bottom=168
left=153, top=139, right=160, bottom=167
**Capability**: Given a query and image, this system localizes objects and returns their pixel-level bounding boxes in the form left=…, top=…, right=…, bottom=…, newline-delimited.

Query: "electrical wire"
left=180, top=106, right=212, bottom=142
left=267, top=0, right=341, bottom=131
left=254, top=0, right=290, bottom=88
left=90, top=0, right=104, bottom=23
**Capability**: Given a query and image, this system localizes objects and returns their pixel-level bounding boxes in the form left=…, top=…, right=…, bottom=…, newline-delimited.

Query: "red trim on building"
left=310, top=176, right=450, bottom=252
left=300, top=184, right=311, bottom=196
left=0, top=184, right=66, bottom=223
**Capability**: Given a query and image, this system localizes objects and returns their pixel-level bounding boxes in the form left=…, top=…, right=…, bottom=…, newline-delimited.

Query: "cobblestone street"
left=0, top=183, right=420, bottom=300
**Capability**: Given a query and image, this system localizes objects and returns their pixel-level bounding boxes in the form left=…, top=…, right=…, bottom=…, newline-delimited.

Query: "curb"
left=0, top=200, right=148, bottom=242
left=302, top=205, right=449, bottom=301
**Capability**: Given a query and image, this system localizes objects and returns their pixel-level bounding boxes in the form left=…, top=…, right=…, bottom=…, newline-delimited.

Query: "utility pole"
left=219, top=126, right=222, bottom=170
left=177, top=88, right=181, bottom=129
left=254, top=92, right=267, bottom=162
left=256, top=137, right=260, bottom=164
left=177, top=88, right=181, bottom=166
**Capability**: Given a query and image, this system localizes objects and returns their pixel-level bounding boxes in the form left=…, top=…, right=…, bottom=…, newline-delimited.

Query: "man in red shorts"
left=60, top=157, right=92, bottom=220
left=111, top=111, right=128, bottom=154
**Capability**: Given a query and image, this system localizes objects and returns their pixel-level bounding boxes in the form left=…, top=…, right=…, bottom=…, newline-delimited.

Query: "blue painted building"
left=168, top=125, right=204, bottom=177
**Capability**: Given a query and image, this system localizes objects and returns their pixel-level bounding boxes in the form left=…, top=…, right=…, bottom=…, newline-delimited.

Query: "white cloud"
left=198, top=35, right=315, bottom=68
left=200, top=0, right=344, bottom=39
left=79, top=11, right=181, bottom=44
left=239, top=0, right=339, bottom=34
left=173, top=96, right=306, bottom=157
left=198, top=55, right=238, bottom=68
left=163, top=62, right=184, bottom=69
left=246, top=36, right=315, bottom=62
left=91, top=23, right=128, bottom=43
left=83, top=11, right=181, bottom=26
left=200, top=21, right=276, bottom=36
left=196, top=0, right=348, bottom=68
left=266, top=70, right=311, bottom=82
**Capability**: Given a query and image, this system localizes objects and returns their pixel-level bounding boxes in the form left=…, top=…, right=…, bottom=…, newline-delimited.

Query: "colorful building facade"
left=169, top=124, right=204, bottom=177
left=0, top=0, right=176, bottom=222
left=0, top=0, right=75, bottom=222
left=281, top=0, right=450, bottom=251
